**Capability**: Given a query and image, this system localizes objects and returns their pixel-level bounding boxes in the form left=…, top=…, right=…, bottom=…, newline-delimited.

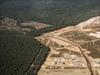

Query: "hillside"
left=0, top=16, right=100, bottom=75
left=37, top=16, right=100, bottom=75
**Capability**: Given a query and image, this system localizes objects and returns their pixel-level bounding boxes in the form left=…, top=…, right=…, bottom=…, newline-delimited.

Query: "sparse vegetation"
left=81, top=40, right=100, bottom=58
left=61, top=30, right=95, bottom=41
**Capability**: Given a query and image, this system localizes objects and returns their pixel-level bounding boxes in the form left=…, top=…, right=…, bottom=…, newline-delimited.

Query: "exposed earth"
left=36, top=16, right=100, bottom=75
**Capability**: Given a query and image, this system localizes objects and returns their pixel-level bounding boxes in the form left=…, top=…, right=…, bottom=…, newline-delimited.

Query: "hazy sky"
left=0, top=0, right=100, bottom=25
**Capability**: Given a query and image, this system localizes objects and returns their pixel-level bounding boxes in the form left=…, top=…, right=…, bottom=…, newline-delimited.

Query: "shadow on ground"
left=0, top=30, right=49, bottom=75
